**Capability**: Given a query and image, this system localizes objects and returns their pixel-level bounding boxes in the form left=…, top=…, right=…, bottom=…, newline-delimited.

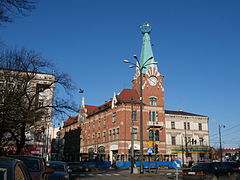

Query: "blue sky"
left=1, top=0, right=240, bottom=148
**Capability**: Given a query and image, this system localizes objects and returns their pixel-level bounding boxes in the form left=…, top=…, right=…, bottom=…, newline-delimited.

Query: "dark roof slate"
left=165, top=110, right=207, bottom=117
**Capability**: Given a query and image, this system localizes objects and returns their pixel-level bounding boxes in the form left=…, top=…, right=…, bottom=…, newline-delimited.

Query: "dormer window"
left=150, top=97, right=157, bottom=106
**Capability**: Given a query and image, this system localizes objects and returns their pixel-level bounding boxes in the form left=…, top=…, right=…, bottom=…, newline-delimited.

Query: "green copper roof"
left=140, top=23, right=157, bottom=74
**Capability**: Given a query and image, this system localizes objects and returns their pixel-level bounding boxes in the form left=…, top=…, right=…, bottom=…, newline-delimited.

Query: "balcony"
left=147, top=121, right=164, bottom=128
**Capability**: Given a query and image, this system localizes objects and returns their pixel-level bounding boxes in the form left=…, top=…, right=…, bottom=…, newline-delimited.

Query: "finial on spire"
left=140, top=22, right=152, bottom=34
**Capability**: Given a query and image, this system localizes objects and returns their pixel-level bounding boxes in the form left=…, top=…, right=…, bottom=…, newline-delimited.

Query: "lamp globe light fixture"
left=140, top=22, right=152, bottom=34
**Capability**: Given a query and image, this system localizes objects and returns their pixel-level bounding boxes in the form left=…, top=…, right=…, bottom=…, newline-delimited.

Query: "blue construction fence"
left=78, top=161, right=111, bottom=169
left=115, top=161, right=175, bottom=169
left=74, top=161, right=176, bottom=169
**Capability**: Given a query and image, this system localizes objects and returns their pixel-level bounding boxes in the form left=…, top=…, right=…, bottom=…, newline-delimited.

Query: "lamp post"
left=130, top=98, right=134, bottom=173
left=219, top=125, right=225, bottom=162
left=123, top=55, right=157, bottom=174
left=78, top=88, right=84, bottom=155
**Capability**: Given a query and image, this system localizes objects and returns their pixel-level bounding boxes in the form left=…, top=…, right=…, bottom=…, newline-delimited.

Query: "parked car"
left=8, top=155, right=54, bottom=180
left=182, top=161, right=240, bottom=180
left=46, top=161, right=70, bottom=180
left=67, top=162, right=87, bottom=172
left=0, top=156, right=32, bottom=180
left=222, top=161, right=240, bottom=173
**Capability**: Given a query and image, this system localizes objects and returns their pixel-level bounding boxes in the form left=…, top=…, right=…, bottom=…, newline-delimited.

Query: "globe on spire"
left=140, top=22, right=152, bottom=34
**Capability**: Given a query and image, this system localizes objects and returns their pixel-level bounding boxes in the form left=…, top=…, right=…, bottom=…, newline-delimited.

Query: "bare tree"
left=0, top=0, right=37, bottom=25
left=0, top=48, right=78, bottom=154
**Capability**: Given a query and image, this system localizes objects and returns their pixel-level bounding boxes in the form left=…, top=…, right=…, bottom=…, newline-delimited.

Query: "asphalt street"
left=69, top=169, right=181, bottom=180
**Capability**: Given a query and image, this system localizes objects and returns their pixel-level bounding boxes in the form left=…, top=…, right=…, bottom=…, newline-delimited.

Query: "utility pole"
left=184, top=123, right=187, bottom=162
left=182, top=136, right=184, bottom=166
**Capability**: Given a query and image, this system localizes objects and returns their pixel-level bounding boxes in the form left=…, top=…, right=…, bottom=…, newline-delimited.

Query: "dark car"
left=67, top=162, right=87, bottom=172
left=46, top=161, right=70, bottom=180
left=8, top=155, right=54, bottom=180
left=182, top=161, right=240, bottom=180
left=0, top=156, right=32, bottom=180
left=223, top=161, right=240, bottom=173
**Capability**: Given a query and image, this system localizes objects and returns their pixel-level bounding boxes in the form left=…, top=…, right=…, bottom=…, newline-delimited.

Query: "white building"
left=165, top=110, right=210, bottom=164
left=0, top=68, right=55, bottom=155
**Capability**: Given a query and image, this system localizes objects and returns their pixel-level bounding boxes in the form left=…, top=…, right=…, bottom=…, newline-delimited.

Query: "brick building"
left=61, top=23, right=210, bottom=163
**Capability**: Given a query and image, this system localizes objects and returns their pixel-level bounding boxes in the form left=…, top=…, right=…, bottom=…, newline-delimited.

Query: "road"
left=69, top=168, right=182, bottom=180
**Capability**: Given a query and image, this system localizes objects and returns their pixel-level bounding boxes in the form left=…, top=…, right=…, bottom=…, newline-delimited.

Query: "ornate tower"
left=132, top=23, right=164, bottom=107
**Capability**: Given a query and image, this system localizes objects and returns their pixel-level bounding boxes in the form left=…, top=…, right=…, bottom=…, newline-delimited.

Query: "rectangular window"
left=184, top=122, right=186, bottom=130
left=113, top=129, right=116, bottom=140
left=7, top=82, right=14, bottom=89
left=98, top=133, right=100, bottom=143
left=38, top=99, right=44, bottom=107
left=36, top=84, right=49, bottom=93
left=132, top=128, right=138, bottom=140
left=92, top=134, right=95, bottom=144
left=132, top=111, right=137, bottom=121
left=149, top=111, right=158, bottom=122
left=0, top=95, right=4, bottom=104
left=103, top=132, right=106, bottom=142
left=98, top=118, right=100, bottom=129
left=199, top=137, right=204, bottom=145
left=17, top=82, right=22, bottom=89
left=0, top=80, right=4, bottom=88
left=187, top=122, right=190, bottom=130
left=171, top=136, right=176, bottom=145
left=35, top=116, right=42, bottom=122
left=198, top=123, right=202, bottom=131
left=171, top=121, right=175, bottom=129
left=150, top=97, right=157, bottom=106
left=112, top=112, right=116, bottom=123
left=116, top=128, right=120, bottom=140
left=109, top=130, right=112, bottom=141
left=104, top=116, right=106, bottom=127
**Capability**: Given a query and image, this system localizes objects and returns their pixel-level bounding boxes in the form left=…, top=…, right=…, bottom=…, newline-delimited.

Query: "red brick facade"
left=61, top=64, right=166, bottom=162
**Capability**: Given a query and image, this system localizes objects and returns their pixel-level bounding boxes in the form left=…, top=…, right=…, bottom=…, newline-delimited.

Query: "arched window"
left=149, top=130, right=153, bottom=141
left=155, top=130, right=159, bottom=141
left=150, top=97, right=157, bottom=106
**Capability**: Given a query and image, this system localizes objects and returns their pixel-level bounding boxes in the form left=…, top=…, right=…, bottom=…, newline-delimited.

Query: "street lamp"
left=77, top=88, right=84, bottom=155
left=219, top=125, right=225, bottom=162
left=130, top=98, right=135, bottom=174
left=123, top=55, right=157, bottom=174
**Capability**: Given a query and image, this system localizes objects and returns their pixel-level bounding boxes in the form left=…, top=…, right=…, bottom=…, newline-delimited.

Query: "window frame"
left=149, top=130, right=153, bottom=141
left=112, top=112, right=116, bottom=123
left=132, top=111, right=137, bottom=121
left=171, top=121, right=175, bottom=129
left=132, top=127, right=138, bottom=140
left=155, top=130, right=160, bottom=141
left=171, top=136, right=176, bottom=145
left=150, top=97, right=157, bottom=106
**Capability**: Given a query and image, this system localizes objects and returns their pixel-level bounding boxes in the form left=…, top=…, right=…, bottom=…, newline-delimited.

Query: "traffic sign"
left=147, top=148, right=153, bottom=154
left=147, top=141, right=153, bottom=148
left=172, top=160, right=182, bottom=169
